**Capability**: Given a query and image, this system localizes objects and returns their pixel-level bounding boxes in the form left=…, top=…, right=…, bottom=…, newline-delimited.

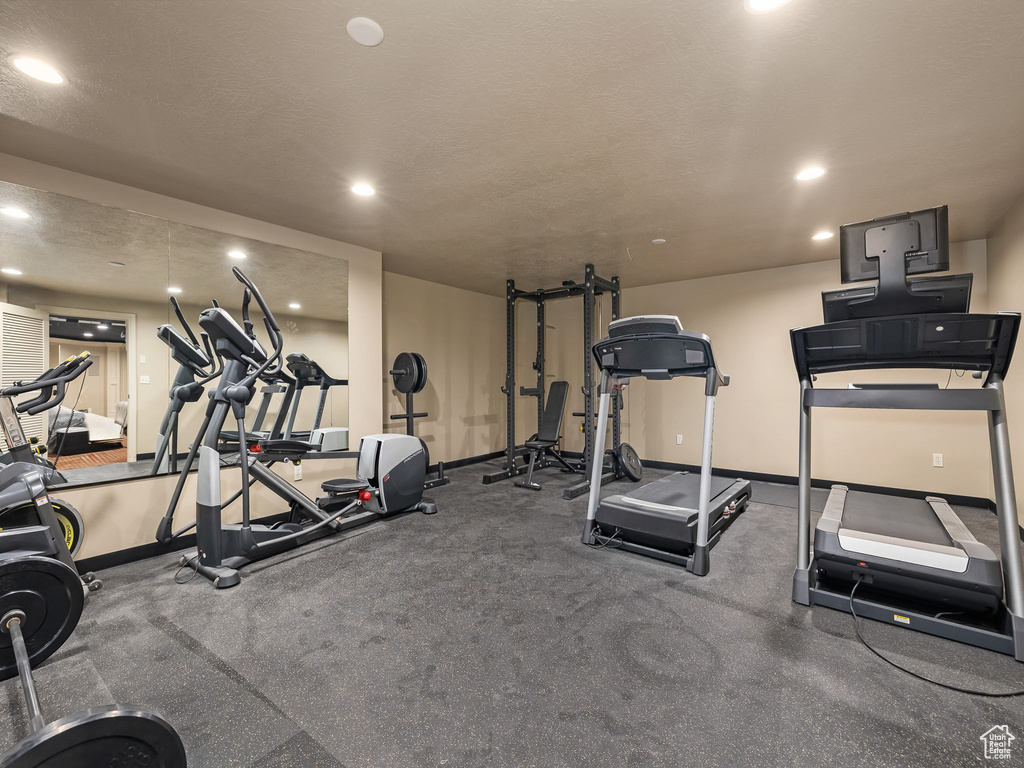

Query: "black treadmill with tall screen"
left=792, top=205, right=1024, bottom=660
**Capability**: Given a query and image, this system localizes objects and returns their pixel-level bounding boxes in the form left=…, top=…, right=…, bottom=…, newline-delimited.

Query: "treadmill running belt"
left=840, top=491, right=953, bottom=547
left=624, top=472, right=735, bottom=510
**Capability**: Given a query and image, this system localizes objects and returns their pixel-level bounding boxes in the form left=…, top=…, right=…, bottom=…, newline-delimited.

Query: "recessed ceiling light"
left=228, top=249, right=247, bottom=260
left=83, top=332, right=94, bottom=338
left=744, top=0, right=794, bottom=14
left=812, top=231, right=834, bottom=241
left=352, top=183, right=376, bottom=197
left=167, top=286, right=183, bottom=294
left=795, top=166, right=827, bottom=181
left=97, top=324, right=109, bottom=330
left=108, top=261, right=125, bottom=267
left=0, top=207, right=31, bottom=219
left=346, top=17, right=385, bottom=47
left=651, top=238, right=667, bottom=245
left=9, top=56, right=65, bottom=84
left=288, top=302, right=301, bottom=310
left=1, top=267, right=23, bottom=276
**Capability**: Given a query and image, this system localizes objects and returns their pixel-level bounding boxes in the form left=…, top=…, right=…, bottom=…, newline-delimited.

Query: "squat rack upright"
left=482, top=264, right=624, bottom=499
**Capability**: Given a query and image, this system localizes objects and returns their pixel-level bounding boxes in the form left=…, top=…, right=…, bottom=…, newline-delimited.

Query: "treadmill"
left=282, top=352, right=349, bottom=452
left=582, top=315, right=750, bottom=575
left=792, top=205, right=1024, bottom=660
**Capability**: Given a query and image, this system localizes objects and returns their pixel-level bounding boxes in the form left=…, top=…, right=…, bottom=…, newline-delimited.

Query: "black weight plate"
left=0, top=556, right=83, bottom=681
left=412, top=353, right=428, bottom=394
left=391, top=352, right=419, bottom=394
left=618, top=443, right=643, bottom=482
left=0, top=706, right=187, bottom=768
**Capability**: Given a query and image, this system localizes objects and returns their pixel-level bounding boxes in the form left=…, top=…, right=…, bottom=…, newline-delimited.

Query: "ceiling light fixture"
left=1, top=267, right=23, bottom=276
left=346, top=17, right=385, bottom=47
left=289, top=302, right=301, bottom=310
left=744, top=0, right=794, bottom=14
left=167, top=286, right=183, bottom=294
left=9, top=56, right=65, bottom=84
left=351, top=183, right=376, bottom=197
left=651, top=238, right=667, bottom=245
left=0, top=207, right=31, bottom=219
left=795, top=166, right=827, bottom=181
left=812, top=231, right=834, bottom=241
left=108, top=261, right=125, bottom=267
left=97, top=324, right=109, bottom=330
left=228, top=250, right=247, bottom=260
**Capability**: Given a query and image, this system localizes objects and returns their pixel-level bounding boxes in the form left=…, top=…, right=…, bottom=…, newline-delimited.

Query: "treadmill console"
left=608, top=315, right=683, bottom=338
left=595, top=316, right=716, bottom=382
left=286, top=352, right=323, bottom=384
left=822, top=273, right=973, bottom=323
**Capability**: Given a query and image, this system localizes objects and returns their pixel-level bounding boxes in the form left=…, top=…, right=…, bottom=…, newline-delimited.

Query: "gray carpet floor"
left=1, top=462, right=1022, bottom=767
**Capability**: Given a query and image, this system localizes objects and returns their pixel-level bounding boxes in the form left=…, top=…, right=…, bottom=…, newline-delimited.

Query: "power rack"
left=482, top=264, right=632, bottom=499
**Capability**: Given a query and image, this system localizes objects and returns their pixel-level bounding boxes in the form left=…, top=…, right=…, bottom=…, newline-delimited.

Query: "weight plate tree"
left=0, top=556, right=187, bottom=768
left=389, top=353, right=449, bottom=489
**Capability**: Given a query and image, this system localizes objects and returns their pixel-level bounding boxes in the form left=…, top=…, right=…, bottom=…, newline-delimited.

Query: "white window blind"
left=0, top=304, right=50, bottom=450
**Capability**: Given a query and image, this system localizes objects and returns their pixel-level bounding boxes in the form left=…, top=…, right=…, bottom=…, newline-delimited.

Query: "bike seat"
left=321, top=478, right=369, bottom=495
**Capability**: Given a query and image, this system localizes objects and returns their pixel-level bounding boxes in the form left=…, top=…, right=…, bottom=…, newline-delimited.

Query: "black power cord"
left=848, top=579, right=1024, bottom=697
left=586, top=525, right=623, bottom=550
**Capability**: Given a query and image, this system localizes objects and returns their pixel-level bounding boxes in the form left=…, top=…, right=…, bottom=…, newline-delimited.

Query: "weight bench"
left=515, top=380, right=578, bottom=491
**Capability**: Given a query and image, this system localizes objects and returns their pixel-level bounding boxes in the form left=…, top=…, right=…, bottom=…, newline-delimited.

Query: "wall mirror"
left=0, top=180, right=349, bottom=487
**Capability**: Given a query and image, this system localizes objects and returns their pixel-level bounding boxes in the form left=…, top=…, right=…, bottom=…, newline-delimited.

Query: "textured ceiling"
left=0, top=181, right=348, bottom=320
left=1, top=0, right=1023, bottom=295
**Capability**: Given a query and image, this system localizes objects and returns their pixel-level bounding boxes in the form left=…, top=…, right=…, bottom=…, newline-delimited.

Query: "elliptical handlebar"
left=169, top=296, right=202, bottom=352
left=231, top=267, right=284, bottom=390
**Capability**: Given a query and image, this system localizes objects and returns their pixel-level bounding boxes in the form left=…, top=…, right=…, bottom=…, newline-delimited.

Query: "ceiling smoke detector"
left=347, top=17, right=385, bottom=47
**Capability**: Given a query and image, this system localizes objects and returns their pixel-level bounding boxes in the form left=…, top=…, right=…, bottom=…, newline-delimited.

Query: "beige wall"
left=986, top=193, right=1024, bottom=512
left=622, top=241, right=996, bottom=499
left=381, top=272, right=505, bottom=462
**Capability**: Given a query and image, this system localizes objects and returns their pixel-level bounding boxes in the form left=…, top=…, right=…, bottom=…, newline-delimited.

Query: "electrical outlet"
left=933, top=453, right=944, bottom=468
left=294, top=463, right=303, bottom=481
left=676, top=434, right=683, bottom=445
left=139, top=354, right=146, bottom=364
left=139, top=375, right=150, bottom=384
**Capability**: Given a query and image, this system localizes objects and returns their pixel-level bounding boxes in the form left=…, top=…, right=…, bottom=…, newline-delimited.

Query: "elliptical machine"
left=155, top=267, right=436, bottom=589
left=151, top=296, right=222, bottom=475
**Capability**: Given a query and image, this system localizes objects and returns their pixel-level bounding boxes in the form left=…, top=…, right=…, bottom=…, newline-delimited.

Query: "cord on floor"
left=848, top=579, right=1024, bottom=697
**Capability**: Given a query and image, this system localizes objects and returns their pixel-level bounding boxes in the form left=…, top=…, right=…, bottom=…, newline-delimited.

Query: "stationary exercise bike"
left=0, top=352, right=98, bottom=566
